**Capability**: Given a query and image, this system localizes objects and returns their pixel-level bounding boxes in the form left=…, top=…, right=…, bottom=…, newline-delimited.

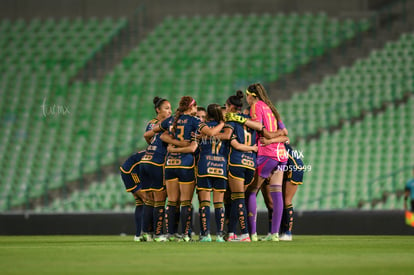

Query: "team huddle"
left=120, top=83, right=304, bottom=242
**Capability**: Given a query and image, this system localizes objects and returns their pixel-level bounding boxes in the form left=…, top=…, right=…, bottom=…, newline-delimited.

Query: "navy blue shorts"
left=197, top=177, right=227, bottom=192
left=120, top=169, right=141, bottom=193
left=284, top=155, right=304, bottom=185
left=120, top=152, right=145, bottom=193
left=139, top=162, right=165, bottom=191
left=165, top=167, right=195, bottom=184
left=228, top=165, right=255, bottom=185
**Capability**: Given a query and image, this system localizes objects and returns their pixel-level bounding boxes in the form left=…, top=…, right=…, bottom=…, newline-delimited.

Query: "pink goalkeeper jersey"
left=250, top=100, right=288, bottom=162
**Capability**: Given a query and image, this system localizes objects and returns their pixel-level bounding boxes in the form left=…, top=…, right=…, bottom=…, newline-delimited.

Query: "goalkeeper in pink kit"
left=245, top=83, right=288, bottom=242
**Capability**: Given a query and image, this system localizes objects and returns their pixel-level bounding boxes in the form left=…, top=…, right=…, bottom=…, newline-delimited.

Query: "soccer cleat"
left=270, top=233, right=279, bottom=242
left=153, top=235, right=167, bottom=242
left=239, top=234, right=251, bottom=242
left=199, top=234, right=212, bottom=242
left=167, top=233, right=181, bottom=242
left=216, top=235, right=225, bottom=243
left=260, top=233, right=273, bottom=241
left=279, top=233, right=292, bottom=241
left=181, top=235, right=191, bottom=242
left=141, top=233, right=153, bottom=242
left=134, top=235, right=142, bottom=242
left=226, top=234, right=238, bottom=242
left=251, top=233, right=258, bottom=242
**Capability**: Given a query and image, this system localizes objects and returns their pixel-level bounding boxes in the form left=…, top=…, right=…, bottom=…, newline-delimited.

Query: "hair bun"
left=236, top=90, right=244, bottom=99
left=153, top=96, right=161, bottom=105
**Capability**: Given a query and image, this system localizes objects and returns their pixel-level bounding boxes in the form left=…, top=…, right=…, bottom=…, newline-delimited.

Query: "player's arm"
left=144, top=129, right=156, bottom=144
left=237, top=119, right=287, bottom=139
left=214, top=127, right=232, bottom=141
left=199, top=121, right=225, bottom=136
left=226, top=112, right=288, bottom=138
left=167, top=141, right=198, bottom=153
left=230, top=139, right=258, bottom=153
left=260, top=135, right=290, bottom=145
left=160, top=132, right=190, bottom=147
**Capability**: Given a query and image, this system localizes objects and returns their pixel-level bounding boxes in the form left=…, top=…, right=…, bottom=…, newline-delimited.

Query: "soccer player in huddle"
left=224, top=91, right=258, bottom=242
left=161, top=96, right=200, bottom=241
left=225, top=83, right=287, bottom=242
left=137, top=97, right=172, bottom=242
left=120, top=150, right=147, bottom=241
left=194, top=104, right=228, bottom=242
left=167, top=102, right=227, bottom=241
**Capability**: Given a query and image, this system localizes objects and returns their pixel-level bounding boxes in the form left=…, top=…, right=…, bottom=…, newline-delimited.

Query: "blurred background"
left=0, top=0, right=412, bottom=218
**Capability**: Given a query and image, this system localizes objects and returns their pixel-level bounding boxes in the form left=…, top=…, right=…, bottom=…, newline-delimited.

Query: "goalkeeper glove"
left=225, top=112, right=247, bottom=124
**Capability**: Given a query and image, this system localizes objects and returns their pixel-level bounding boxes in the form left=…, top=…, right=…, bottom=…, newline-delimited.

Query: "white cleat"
left=279, top=233, right=293, bottom=241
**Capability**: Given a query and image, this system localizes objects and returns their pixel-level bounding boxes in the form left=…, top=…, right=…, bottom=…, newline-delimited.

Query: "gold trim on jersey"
left=228, top=162, right=256, bottom=170
left=165, top=164, right=195, bottom=169
left=119, top=162, right=140, bottom=174
left=197, top=174, right=228, bottom=180
left=140, top=160, right=165, bottom=167
left=197, top=187, right=212, bottom=192
left=290, top=180, right=303, bottom=185
left=180, top=181, right=195, bottom=185
left=228, top=171, right=245, bottom=182
left=126, top=185, right=138, bottom=192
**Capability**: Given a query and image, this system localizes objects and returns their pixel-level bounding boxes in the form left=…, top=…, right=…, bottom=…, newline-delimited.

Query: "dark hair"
left=197, top=106, right=206, bottom=112
left=247, top=83, right=281, bottom=121
left=153, top=96, right=168, bottom=114
left=206, top=103, right=224, bottom=122
left=172, top=96, right=196, bottom=135
left=226, top=90, right=244, bottom=110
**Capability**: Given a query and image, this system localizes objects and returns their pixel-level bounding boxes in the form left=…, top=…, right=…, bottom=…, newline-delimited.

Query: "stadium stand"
left=295, top=95, right=413, bottom=210
left=1, top=9, right=412, bottom=214
left=278, top=32, right=414, bottom=144
left=0, top=17, right=127, bottom=210
left=0, top=13, right=370, bottom=211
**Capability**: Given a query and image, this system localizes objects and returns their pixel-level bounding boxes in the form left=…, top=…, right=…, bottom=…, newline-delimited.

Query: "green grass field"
left=1, top=235, right=414, bottom=274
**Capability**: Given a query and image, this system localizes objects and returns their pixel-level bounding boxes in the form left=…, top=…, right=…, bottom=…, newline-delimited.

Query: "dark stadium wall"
left=1, top=211, right=414, bottom=235
left=0, top=0, right=392, bottom=21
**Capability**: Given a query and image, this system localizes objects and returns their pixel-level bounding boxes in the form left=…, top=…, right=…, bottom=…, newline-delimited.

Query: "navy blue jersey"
left=141, top=118, right=168, bottom=165
left=197, top=121, right=228, bottom=179
left=165, top=114, right=200, bottom=168
left=160, top=116, right=173, bottom=132
left=227, top=113, right=257, bottom=170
